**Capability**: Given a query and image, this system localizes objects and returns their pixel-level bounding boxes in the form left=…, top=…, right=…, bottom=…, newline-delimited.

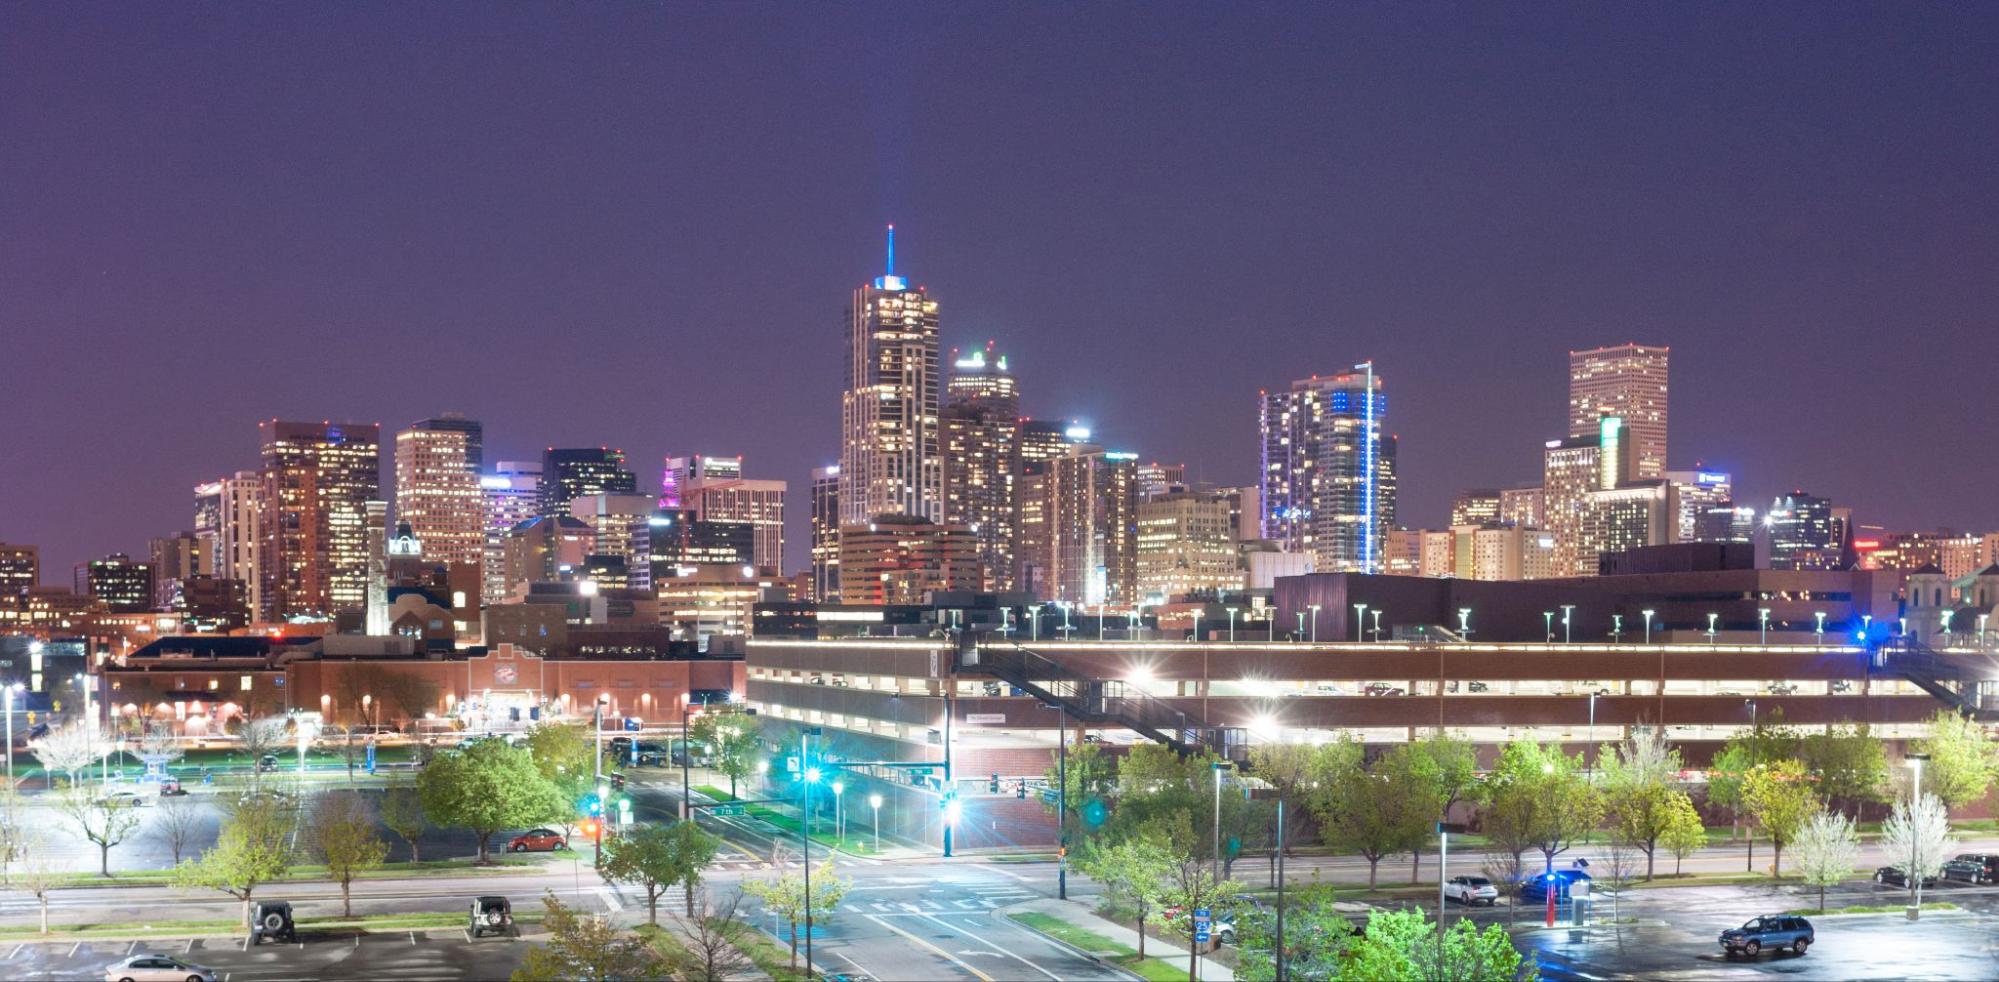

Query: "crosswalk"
left=843, top=883, right=1037, bottom=915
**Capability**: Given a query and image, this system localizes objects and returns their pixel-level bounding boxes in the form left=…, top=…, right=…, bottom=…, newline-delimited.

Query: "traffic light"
left=988, top=773, right=999, bottom=794
left=1016, top=780, right=1027, bottom=800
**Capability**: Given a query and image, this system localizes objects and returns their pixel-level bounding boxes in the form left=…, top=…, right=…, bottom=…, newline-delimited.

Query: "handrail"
left=961, top=638, right=1214, bottom=753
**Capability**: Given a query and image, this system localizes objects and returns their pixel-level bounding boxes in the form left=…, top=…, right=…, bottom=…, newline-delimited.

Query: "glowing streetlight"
left=1814, top=611, right=1827, bottom=647
left=831, top=779, right=846, bottom=841
left=1225, top=606, right=1239, bottom=643
left=1457, top=608, right=1472, bottom=642
left=1706, top=612, right=1719, bottom=645
left=1560, top=605, right=1575, bottom=644
left=1353, top=604, right=1369, bottom=643
left=1641, top=609, right=1655, bottom=645
left=1758, top=608, right=1771, bottom=646
left=869, top=792, right=883, bottom=852
left=1307, top=604, right=1322, bottom=644
left=1543, top=611, right=1555, bottom=643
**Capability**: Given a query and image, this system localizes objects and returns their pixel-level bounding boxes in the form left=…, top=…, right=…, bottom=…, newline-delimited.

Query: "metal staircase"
left=955, top=637, right=1225, bottom=757
left=1871, top=640, right=1999, bottom=721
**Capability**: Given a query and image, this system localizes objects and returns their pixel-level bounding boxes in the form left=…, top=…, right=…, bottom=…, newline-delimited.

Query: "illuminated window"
left=241, top=675, right=253, bottom=691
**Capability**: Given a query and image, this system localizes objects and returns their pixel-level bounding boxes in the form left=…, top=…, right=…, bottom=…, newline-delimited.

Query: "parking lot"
left=0, top=930, right=527, bottom=982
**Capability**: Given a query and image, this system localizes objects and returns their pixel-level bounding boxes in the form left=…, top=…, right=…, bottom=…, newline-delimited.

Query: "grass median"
left=1008, top=911, right=1189, bottom=982
left=695, top=784, right=881, bottom=857
left=47, top=856, right=540, bottom=890
left=0, top=909, right=510, bottom=942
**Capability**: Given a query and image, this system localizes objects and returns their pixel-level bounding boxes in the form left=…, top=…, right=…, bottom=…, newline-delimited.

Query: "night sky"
left=5, top=4, right=1998, bottom=581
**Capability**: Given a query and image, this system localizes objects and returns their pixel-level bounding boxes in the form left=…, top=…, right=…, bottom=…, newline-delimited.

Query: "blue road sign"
left=1193, top=908, right=1211, bottom=944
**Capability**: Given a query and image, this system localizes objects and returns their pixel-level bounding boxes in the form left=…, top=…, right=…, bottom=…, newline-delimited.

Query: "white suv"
left=1443, top=875, right=1500, bottom=906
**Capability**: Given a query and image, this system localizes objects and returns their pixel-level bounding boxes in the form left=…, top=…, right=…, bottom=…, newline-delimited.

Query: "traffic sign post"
left=1193, top=907, right=1211, bottom=945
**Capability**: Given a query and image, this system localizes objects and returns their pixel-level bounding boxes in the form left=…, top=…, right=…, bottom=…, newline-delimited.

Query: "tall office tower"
left=1047, top=447, right=1141, bottom=605
left=0, top=543, right=37, bottom=597
left=1569, top=343, right=1669, bottom=479
left=1695, top=506, right=1757, bottom=544
left=662, top=455, right=787, bottom=576
left=1454, top=524, right=1558, bottom=581
left=480, top=461, right=541, bottom=604
left=149, top=532, right=201, bottom=608
left=1542, top=415, right=1638, bottom=577
left=646, top=510, right=755, bottom=574
left=1577, top=481, right=1680, bottom=572
left=193, top=481, right=223, bottom=575
left=1210, top=485, right=1258, bottom=542
left=1136, top=462, right=1187, bottom=499
left=1016, top=419, right=1076, bottom=469
left=1450, top=490, right=1502, bottom=528
left=837, top=516, right=980, bottom=605
left=1258, top=364, right=1394, bottom=572
left=568, top=493, right=656, bottom=569
left=1767, top=491, right=1837, bottom=570
left=942, top=345, right=1020, bottom=591
left=395, top=415, right=486, bottom=570
left=257, top=421, right=382, bottom=621
left=839, top=226, right=942, bottom=526
left=501, top=515, right=593, bottom=593
left=809, top=466, right=841, bottom=602
left=203, top=471, right=263, bottom=617
left=1828, top=507, right=1854, bottom=566
left=1136, top=490, right=1241, bottom=602
left=1665, top=469, right=1732, bottom=544
left=540, top=448, right=636, bottom=518
left=76, top=554, right=154, bottom=612
left=1499, top=485, right=1545, bottom=528
left=364, top=499, right=390, bottom=633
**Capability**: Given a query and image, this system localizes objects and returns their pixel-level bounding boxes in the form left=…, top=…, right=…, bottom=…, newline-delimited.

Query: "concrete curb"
left=997, top=900, right=1140, bottom=978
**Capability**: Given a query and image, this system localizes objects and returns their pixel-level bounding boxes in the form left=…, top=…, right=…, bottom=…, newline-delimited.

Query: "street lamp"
left=1641, top=609, right=1655, bottom=645
left=1225, top=606, right=1239, bottom=643
left=1294, top=611, right=1306, bottom=643
left=1560, top=605, right=1575, bottom=644
left=869, top=792, right=883, bottom=853
left=1543, top=611, right=1555, bottom=643
left=1212, top=761, right=1230, bottom=884
left=1907, top=752, right=1931, bottom=919
left=1745, top=698, right=1758, bottom=872
left=1191, top=609, right=1203, bottom=643
left=1706, top=612, right=1719, bottom=645
left=1758, top=608, right=1771, bottom=646
left=1814, top=611, right=1826, bottom=647
left=799, top=729, right=822, bottom=975
left=1029, top=604, right=1043, bottom=642
left=1353, top=604, right=1369, bottom=643
left=1457, top=608, right=1472, bottom=643
left=1308, top=604, right=1321, bottom=644
left=1587, top=691, right=1600, bottom=779
left=1862, top=614, right=1874, bottom=641
left=1371, top=609, right=1384, bottom=643
left=832, top=779, right=846, bottom=842
left=756, top=758, right=769, bottom=790
left=2, top=682, right=21, bottom=785
left=1059, top=602, right=1073, bottom=638
left=1610, top=614, right=1623, bottom=645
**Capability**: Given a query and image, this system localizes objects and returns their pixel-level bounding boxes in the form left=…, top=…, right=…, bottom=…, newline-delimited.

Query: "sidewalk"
left=1010, top=895, right=1236, bottom=982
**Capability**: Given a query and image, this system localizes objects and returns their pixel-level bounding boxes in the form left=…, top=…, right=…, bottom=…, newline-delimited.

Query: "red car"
left=508, top=828, right=568, bottom=852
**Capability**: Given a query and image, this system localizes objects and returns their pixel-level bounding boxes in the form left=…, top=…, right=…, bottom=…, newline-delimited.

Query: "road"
left=2, top=931, right=527, bottom=981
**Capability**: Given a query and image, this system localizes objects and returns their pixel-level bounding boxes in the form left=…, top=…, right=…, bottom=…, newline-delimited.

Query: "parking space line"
left=409, top=930, right=418, bottom=945
left=5, top=944, right=18, bottom=959
left=67, top=942, right=80, bottom=958
left=184, top=939, right=194, bottom=953
left=125, top=940, right=137, bottom=955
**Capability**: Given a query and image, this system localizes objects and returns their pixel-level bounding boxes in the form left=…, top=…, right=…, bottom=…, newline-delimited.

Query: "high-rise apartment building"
left=1454, top=524, right=1558, bottom=582
left=1016, top=420, right=1076, bottom=470
left=0, top=543, right=37, bottom=597
left=481, top=461, right=541, bottom=605
left=1577, top=480, right=1681, bottom=573
left=942, top=345, right=1019, bottom=592
left=1767, top=492, right=1838, bottom=570
left=1450, top=490, right=1502, bottom=528
left=149, top=532, right=201, bottom=608
left=646, top=510, right=755, bottom=575
left=1136, top=462, right=1187, bottom=500
left=540, top=448, right=636, bottom=518
left=1569, top=343, right=1669, bottom=479
left=1136, top=490, right=1241, bottom=602
left=1666, top=469, right=1732, bottom=545
left=567, top=493, right=656, bottom=568
left=837, top=515, right=979, bottom=605
left=1543, top=415, right=1638, bottom=577
left=1259, top=364, right=1394, bottom=572
left=839, top=227, right=943, bottom=526
left=76, top=553, right=154, bottom=612
left=1047, top=447, right=1141, bottom=605
left=809, top=466, right=841, bottom=602
left=257, top=420, right=381, bottom=621
left=1499, top=485, right=1546, bottom=529
left=193, top=482, right=223, bottom=576
left=1384, top=529, right=1457, bottom=578
left=662, top=455, right=786, bottom=576
left=199, top=472, right=263, bottom=617
left=395, top=415, right=486, bottom=571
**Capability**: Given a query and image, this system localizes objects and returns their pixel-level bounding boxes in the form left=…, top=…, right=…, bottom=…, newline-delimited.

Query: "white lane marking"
left=125, top=940, right=137, bottom=955
left=914, top=909, right=1064, bottom=982
left=5, top=944, right=19, bottom=959
left=596, top=886, right=624, bottom=912
left=978, top=863, right=1037, bottom=884
left=836, top=949, right=880, bottom=981
left=67, top=942, right=80, bottom=958
left=866, top=913, right=994, bottom=982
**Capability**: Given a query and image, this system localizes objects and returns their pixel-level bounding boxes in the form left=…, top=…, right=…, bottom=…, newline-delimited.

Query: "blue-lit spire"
left=886, top=223, right=895, bottom=277
left=872, top=223, right=908, bottom=290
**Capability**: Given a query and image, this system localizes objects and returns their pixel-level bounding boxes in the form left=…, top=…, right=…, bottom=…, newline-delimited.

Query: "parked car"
left=103, top=954, right=218, bottom=982
left=158, top=778, right=187, bottom=797
left=1874, top=865, right=1939, bottom=888
left=97, top=789, right=148, bottom=809
left=1080, top=733, right=1107, bottom=745
left=509, top=828, right=569, bottom=852
left=1518, top=869, right=1591, bottom=904
left=470, top=895, right=513, bottom=938
left=1718, top=914, right=1813, bottom=958
left=250, top=901, right=296, bottom=944
left=256, top=754, right=279, bottom=773
left=1362, top=683, right=1405, bottom=696
left=1942, top=853, right=1999, bottom=884
left=1443, top=875, right=1500, bottom=906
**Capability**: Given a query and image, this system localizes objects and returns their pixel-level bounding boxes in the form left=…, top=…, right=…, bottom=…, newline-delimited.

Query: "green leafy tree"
left=1600, top=728, right=1687, bottom=880
left=380, top=776, right=428, bottom=862
left=1074, top=830, right=1174, bottom=959
left=1312, top=742, right=1435, bottom=889
left=512, top=893, right=666, bottom=982
left=743, top=861, right=848, bottom=970
left=1909, top=709, right=1999, bottom=809
left=1799, top=724, right=1889, bottom=813
left=1476, top=741, right=1602, bottom=876
left=1404, top=732, right=1479, bottom=882
left=1044, top=738, right=1119, bottom=843
left=1111, top=745, right=1259, bottom=874
left=174, top=792, right=296, bottom=930
left=524, top=722, right=600, bottom=801
left=1245, top=742, right=1320, bottom=855
left=308, top=790, right=389, bottom=917
left=1234, top=884, right=1354, bottom=981
left=1163, top=851, right=1243, bottom=981
left=689, top=709, right=760, bottom=798
left=602, top=820, right=721, bottom=924
left=1338, top=908, right=1535, bottom=981
left=51, top=786, right=144, bottom=877
left=1792, top=809, right=1861, bottom=911
left=1659, top=793, right=1707, bottom=876
left=418, top=738, right=569, bottom=863
left=1742, top=759, right=1819, bottom=876
left=16, top=835, right=59, bottom=934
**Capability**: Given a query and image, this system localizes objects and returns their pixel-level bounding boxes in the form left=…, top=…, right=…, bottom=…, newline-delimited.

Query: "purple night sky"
left=4, top=4, right=1997, bottom=580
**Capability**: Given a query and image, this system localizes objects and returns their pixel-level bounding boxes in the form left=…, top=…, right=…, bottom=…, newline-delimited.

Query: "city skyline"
left=8, top=4, right=1999, bottom=580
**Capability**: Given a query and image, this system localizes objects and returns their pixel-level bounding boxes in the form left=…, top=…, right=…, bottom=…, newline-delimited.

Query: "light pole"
left=1862, top=614, right=1874, bottom=642
left=800, top=730, right=821, bottom=977
left=1370, top=609, right=1383, bottom=643
left=1641, top=609, right=1655, bottom=645
left=1758, top=608, right=1771, bottom=646
left=1560, top=605, right=1574, bottom=644
left=681, top=696, right=695, bottom=820
left=1814, top=611, right=1826, bottom=647
left=2, top=682, right=20, bottom=785
left=1543, top=611, right=1554, bottom=643
left=1308, top=605, right=1321, bottom=644
left=592, top=696, right=607, bottom=787
left=1745, top=699, right=1758, bottom=873
left=756, top=758, right=769, bottom=791
left=1212, top=761, right=1229, bottom=885
left=1437, top=822, right=1469, bottom=967
left=1541, top=761, right=1557, bottom=927
left=869, top=792, right=883, bottom=852
left=1029, top=604, right=1043, bottom=642
left=1587, top=692, right=1599, bottom=780
left=1907, top=752, right=1930, bottom=919
left=1191, top=609, right=1203, bottom=643
left=1457, top=608, right=1472, bottom=643
left=832, top=779, right=846, bottom=842
left=1226, top=606, right=1239, bottom=643
left=1059, top=602, right=1072, bottom=638
left=1353, top=604, right=1368, bottom=642
left=1610, top=614, right=1623, bottom=645
left=1294, top=612, right=1306, bottom=643
left=1706, top=612, right=1718, bottom=645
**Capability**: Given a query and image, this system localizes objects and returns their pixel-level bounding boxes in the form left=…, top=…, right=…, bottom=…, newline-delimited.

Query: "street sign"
left=710, top=804, right=746, bottom=817
left=1193, top=908, right=1211, bottom=944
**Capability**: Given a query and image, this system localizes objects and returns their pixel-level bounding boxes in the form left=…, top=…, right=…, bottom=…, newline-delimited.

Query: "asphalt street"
left=1, top=931, right=526, bottom=982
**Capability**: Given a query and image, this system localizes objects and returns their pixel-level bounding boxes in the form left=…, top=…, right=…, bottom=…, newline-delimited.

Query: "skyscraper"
left=1666, top=469, right=1732, bottom=545
left=809, top=466, right=841, bottom=602
left=839, top=226, right=942, bottom=526
left=203, top=471, right=263, bottom=617
left=76, top=553, right=154, bottom=613
left=1569, top=343, right=1669, bottom=479
left=0, top=543, right=37, bottom=597
left=1259, top=364, right=1394, bottom=573
left=396, top=415, right=486, bottom=571
left=481, top=461, right=541, bottom=604
left=540, top=448, right=637, bottom=518
left=149, top=532, right=201, bottom=608
left=1136, top=490, right=1241, bottom=602
left=257, top=420, right=381, bottom=621
left=1046, top=447, right=1140, bottom=605
left=661, top=455, right=786, bottom=575
left=1542, top=416, right=1638, bottom=577
left=942, top=344, right=1020, bottom=591
left=1768, top=492, right=1838, bottom=570
left=1449, top=490, right=1502, bottom=528
left=837, top=516, right=980, bottom=605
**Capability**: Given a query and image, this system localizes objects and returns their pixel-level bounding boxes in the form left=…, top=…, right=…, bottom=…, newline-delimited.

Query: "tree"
left=1742, top=759, right=1819, bottom=876
left=1598, top=839, right=1642, bottom=930
left=417, top=738, right=569, bottom=863
left=174, top=791, right=296, bottom=929
left=1660, top=793, right=1708, bottom=876
left=237, top=716, right=290, bottom=784
left=16, top=835, right=59, bottom=934
left=689, top=709, right=760, bottom=798
left=380, top=776, right=428, bottom=862
left=1600, top=728, right=1686, bottom=880
left=1799, top=725, right=1888, bottom=814
left=1044, top=738, right=1119, bottom=845
left=1404, top=732, right=1479, bottom=882
left=1707, top=712, right=1800, bottom=836
left=134, top=720, right=185, bottom=776
left=742, top=861, right=848, bottom=970
left=1881, top=791, right=1956, bottom=900
left=52, top=785, right=144, bottom=877
left=0, top=782, right=27, bottom=885
left=1074, top=831, right=1174, bottom=959
left=1792, top=810, right=1861, bottom=912
left=309, top=790, right=389, bottom=916
left=513, top=893, right=666, bottom=982
left=1909, top=710, right=1999, bottom=810
left=1338, top=908, right=1535, bottom=982
left=525, top=722, right=599, bottom=801
left=1312, top=743, right=1434, bottom=889
left=30, top=721, right=102, bottom=787
left=1111, top=744, right=1259, bottom=876
left=1476, top=741, right=1602, bottom=876
left=1234, top=884, right=1354, bottom=981
left=154, top=792, right=201, bottom=864
left=1163, top=850, right=1243, bottom=981
left=601, top=820, right=721, bottom=924
left=667, top=889, right=757, bottom=982
left=1245, top=742, right=1319, bottom=855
